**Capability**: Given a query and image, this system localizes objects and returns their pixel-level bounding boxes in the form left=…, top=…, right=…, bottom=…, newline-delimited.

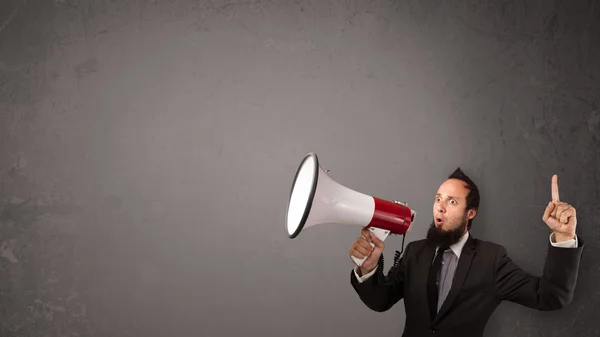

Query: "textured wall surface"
left=1, top=0, right=598, bottom=336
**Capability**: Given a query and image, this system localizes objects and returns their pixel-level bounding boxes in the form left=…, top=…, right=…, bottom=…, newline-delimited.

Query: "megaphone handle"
left=351, top=227, right=390, bottom=267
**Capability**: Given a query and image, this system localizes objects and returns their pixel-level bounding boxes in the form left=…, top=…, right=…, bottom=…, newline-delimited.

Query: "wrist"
left=553, top=232, right=575, bottom=243
left=360, top=266, right=376, bottom=276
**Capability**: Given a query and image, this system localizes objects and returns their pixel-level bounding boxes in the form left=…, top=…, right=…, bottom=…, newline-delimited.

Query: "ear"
left=467, top=209, right=477, bottom=220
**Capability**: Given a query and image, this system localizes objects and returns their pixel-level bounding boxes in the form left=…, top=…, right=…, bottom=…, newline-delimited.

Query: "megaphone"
left=285, top=152, right=416, bottom=266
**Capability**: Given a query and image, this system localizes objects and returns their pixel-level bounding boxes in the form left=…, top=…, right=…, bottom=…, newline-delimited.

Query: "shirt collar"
left=437, top=231, right=469, bottom=259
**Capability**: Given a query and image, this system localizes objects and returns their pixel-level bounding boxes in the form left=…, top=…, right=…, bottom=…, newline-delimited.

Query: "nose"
left=437, top=204, right=446, bottom=214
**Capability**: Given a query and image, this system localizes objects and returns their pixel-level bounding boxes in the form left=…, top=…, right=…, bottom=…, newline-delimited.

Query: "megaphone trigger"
left=350, top=226, right=391, bottom=266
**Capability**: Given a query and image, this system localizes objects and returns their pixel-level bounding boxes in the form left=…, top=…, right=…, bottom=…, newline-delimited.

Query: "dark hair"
left=448, top=167, right=480, bottom=230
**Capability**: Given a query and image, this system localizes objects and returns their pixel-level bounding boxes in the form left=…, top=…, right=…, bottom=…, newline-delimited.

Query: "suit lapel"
left=415, top=241, right=437, bottom=321
left=433, top=235, right=476, bottom=324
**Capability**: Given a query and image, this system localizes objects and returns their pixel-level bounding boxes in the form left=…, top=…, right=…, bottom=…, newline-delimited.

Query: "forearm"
left=537, top=238, right=585, bottom=309
left=350, top=255, right=404, bottom=312
left=496, top=238, right=584, bottom=310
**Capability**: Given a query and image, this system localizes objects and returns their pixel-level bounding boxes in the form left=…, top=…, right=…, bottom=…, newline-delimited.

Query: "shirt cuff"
left=549, top=233, right=578, bottom=248
left=354, top=264, right=378, bottom=283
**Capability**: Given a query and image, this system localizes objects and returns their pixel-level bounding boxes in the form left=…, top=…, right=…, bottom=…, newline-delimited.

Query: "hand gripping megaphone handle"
left=351, top=226, right=391, bottom=267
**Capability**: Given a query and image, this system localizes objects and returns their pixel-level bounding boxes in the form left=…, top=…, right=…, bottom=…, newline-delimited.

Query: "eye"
left=450, top=199, right=457, bottom=204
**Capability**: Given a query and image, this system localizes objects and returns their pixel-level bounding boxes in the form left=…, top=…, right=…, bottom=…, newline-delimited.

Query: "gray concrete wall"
left=1, top=1, right=598, bottom=336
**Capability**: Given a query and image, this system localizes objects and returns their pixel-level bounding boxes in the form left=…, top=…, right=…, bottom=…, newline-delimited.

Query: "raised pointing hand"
left=542, top=174, right=577, bottom=241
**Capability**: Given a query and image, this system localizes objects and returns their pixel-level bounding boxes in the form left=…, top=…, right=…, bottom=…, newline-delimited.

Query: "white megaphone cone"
left=285, top=152, right=416, bottom=266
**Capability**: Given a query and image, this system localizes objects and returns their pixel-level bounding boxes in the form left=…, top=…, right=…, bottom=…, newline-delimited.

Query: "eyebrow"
left=436, top=194, right=460, bottom=200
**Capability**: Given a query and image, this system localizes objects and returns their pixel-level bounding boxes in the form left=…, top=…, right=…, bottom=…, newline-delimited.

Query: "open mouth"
left=435, top=217, right=444, bottom=226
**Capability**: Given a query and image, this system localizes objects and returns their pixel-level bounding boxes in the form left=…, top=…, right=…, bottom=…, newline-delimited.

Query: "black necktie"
left=427, top=245, right=449, bottom=320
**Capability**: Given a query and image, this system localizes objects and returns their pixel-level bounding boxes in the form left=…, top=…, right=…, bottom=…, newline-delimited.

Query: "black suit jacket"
left=350, top=234, right=584, bottom=337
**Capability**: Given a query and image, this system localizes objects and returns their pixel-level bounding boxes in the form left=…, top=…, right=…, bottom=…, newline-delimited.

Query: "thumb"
left=542, top=201, right=554, bottom=221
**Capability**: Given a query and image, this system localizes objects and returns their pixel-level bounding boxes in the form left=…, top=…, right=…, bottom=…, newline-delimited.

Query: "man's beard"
left=426, top=215, right=468, bottom=247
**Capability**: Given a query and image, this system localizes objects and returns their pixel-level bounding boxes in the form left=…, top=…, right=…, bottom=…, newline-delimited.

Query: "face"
left=432, top=178, right=476, bottom=231
left=426, top=178, right=477, bottom=246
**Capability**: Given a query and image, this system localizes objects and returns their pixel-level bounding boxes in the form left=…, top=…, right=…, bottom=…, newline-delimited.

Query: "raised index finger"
left=551, top=174, right=560, bottom=202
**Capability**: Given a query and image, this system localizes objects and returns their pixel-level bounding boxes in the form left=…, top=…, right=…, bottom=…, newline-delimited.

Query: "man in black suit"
left=349, top=168, right=584, bottom=337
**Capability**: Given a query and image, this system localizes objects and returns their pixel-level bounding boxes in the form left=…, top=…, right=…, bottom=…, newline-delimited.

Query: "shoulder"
left=402, top=238, right=428, bottom=257
left=472, top=237, right=508, bottom=258
left=473, top=238, right=503, bottom=250
left=405, top=238, right=427, bottom=250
